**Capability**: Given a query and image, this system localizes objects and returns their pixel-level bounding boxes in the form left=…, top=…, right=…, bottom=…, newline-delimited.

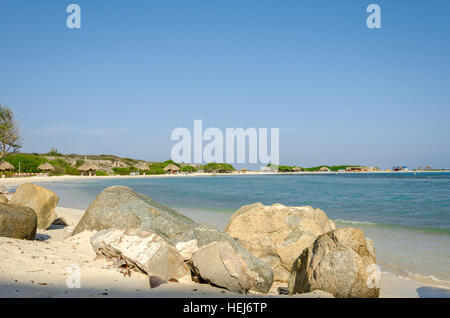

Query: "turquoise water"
left=26, top=173, right=450, bottom=287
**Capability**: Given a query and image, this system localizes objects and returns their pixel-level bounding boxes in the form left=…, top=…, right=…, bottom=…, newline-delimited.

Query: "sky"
left=0, top=0, right=449, bottom=169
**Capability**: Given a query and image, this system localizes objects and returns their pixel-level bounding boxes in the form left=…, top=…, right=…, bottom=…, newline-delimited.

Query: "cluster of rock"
left=72, top=186, right=379, bottom=297
left=0, top=183, right=60, bottom=240
left=74, top=186, right=273, bottom=293
left=224, top=203, right=379, bottom=297
left=0, top=182, right=380, bottom=297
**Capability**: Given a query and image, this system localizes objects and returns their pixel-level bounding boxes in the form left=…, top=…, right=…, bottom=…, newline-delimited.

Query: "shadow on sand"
left=416, top=286, right=450, bottom=298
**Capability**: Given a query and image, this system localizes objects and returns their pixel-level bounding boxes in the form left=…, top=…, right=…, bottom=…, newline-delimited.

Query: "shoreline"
left=2, top=177, right=450, bottom=298
left=1, top=170, right=448, bottom=188
left=1, top=205, right=448, bottom=298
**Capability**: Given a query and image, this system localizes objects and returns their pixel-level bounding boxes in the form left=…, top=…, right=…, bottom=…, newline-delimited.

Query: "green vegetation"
left=4, top=153, right=80, bottom=175
left=301, top=165, right=359, bottom=172
left=181, top=165, right=198, bottom=173
left=5, top=154, right=46, bottom=173
left=147, top=163, right=165, bottom=175
left=2, top=152, right=237, bottom=177
left=48, top=158, right=80, bottom=176
left=269, top=163, right=360, bottom=172
left=202, top=162, right=235, bottom=173
left=278, top=165, right=294, bottom=172
left=112, top=167, right=138, bottom=175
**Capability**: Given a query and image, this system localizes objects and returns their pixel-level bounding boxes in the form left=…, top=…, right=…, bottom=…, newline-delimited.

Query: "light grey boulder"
left=172, top=223, right=274, bottom=294
left=72, top=186, right=195, bottom=238
left=0, top=202, right=37, bottom=240
left=11, top=183, right=59, bottom=230
left=225, top=203, right=336, bottom=282
left=91, top=228, right=191, bottom=280
left=191, top=241, right=263, bottom=294
left=288, top=227, right=380, bottom=298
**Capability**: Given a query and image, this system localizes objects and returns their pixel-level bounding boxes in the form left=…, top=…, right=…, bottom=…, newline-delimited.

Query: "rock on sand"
left=288, top=227, right=380, bottom=298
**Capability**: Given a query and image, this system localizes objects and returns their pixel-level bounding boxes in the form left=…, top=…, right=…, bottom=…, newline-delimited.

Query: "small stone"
left=149, top=276, right=167, bottom=289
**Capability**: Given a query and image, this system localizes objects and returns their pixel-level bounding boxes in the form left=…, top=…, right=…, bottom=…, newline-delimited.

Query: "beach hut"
left=292, top=167, right=302, bottom=172
left=0, top=161, right=14, bottom=177
left=77, top=162, right=99, bottom=176
left=319, top=166, right=330, bottom=172
left=37, top=162, right=54, bottom=173
left=163, top=164, right=180, bottom=174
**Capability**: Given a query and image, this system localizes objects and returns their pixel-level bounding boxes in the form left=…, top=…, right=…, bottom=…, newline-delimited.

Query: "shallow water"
left=26, top=172, right=450, bottom=288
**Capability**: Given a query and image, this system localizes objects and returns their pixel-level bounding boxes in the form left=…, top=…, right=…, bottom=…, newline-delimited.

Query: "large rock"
left=191, top=241, right=263, bottom=294
left=0, top=202, right=37, bottom=240
left=287, top=228, right=380, bottom=298
left=72, top=186, right=195, bottom=238
left=10, top=183, right=58, bottom=230
left=91, top=228, right=190, bottom=280
left=172, top=223, right=274, bottom=293
left=225, top=203, right=335, bottom=282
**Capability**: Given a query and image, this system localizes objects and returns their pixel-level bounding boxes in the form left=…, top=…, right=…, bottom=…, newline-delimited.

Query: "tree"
left=0, top=106, right=22, bottom=159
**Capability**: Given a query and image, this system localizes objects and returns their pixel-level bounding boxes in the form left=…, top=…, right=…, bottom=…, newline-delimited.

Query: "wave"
left=381, top=269, right=450, bottom=290
left=334, top=219, right=376, bottom=226
left=334, top=219, right=450, bottom=236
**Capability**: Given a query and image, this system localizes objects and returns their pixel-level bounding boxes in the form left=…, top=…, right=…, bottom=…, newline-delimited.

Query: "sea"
left=20, top=172, right=450, bottom=289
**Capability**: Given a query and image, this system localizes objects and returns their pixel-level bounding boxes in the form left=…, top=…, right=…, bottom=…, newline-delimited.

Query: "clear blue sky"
left=1, top=0, right=449, bottom=169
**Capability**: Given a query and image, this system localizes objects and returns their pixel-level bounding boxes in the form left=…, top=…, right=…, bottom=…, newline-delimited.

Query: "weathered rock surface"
left=288, top=227, right=380, bottom=298
left=10, top=183, right=58, bottom=230
left=173, top=223, right=274, bottom=293
left=91, top=228, right=190, bottom=280
left=74, top=186, right=274, bottom=293
left=0, top=202, right=37, bottom=240
left=225, top=203, right=335, bottom=282
left=72, top=186, right=195, bottom=238
left=191, top=241, right=263, bottom=293
left=0, top=193, right=8, bottom=203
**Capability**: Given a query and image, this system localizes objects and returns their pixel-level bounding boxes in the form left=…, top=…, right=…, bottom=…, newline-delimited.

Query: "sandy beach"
left=0, top=205, right=444, bottom=298
left=2, top=176, right=450, bottom=298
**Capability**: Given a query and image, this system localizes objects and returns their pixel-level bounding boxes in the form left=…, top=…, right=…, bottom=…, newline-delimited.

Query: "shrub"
left=181, top=165, right=198, bottom=173
left=96, top=170, right=108, bottom=176
left=113, top=167, right=138, bottom=175
left=147, top=163, right=165, bottom=175
left=202, top=163, right=235, bottom=173
left=278, top=165, right=294, bottom=172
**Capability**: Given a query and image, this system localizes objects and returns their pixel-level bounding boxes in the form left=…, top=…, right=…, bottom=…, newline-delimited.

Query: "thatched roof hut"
left=135, top=163, right=149, bottom=171
left=319, top=166, right=330, bottom=172
left=0, top=161, right=14, bottom=171
left=292, top=167, right=302, bottom=172
left=164, top=164, right=180, bottom=174
left=37, top=162, right=54, bottom=172
left=78, top=162, right=99, bottom=175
